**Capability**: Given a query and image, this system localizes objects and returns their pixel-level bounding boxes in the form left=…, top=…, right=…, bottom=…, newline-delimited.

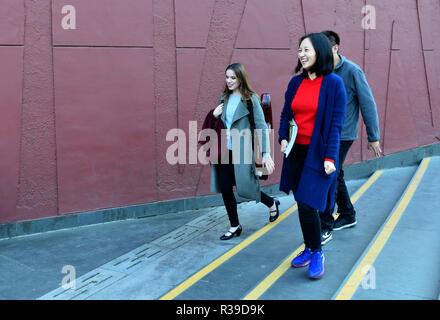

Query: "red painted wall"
left=0, top=0, right=439, bottom=223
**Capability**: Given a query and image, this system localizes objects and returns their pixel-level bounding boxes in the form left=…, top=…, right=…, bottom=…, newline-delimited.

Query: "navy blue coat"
left=278, top=73, right=347, bottom=211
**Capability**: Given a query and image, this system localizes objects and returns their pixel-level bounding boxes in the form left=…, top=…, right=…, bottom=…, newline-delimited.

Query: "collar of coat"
left=335, top=54, right=346, bottom=70
left=219, top=94, right=254, bottom=126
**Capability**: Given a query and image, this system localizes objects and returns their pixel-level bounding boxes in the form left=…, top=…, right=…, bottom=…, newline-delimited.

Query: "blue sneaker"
left=291, top=248, right=312, bottom=268
left=308, top=249, right=325, bottom=279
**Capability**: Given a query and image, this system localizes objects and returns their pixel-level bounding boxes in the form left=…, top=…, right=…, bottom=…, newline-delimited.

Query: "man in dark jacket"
left=320, top=30, right=382, bottom=245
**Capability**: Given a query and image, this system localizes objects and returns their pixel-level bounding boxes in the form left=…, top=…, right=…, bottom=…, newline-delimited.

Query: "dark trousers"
left=216, top=151, right=274, bottom=227
left=320, top=140, right=356, bottom=230
left=288, top=144, right=322, bottom=251
left=297, top=201, right=322, bottom=251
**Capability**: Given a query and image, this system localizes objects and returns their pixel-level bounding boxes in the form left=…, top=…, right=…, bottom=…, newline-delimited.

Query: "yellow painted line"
left=349, top=170, right=383, bottom=204
left=160, top=202, right=299, bottom=300
left=243, top=244, right=305, bottom=300
left=334, top=158, right=430, bottom=300
left=243, top=170, right=383, bottom=300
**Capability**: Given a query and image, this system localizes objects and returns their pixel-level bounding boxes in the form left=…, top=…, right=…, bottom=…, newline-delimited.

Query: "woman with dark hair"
left=278, top=33, right=347, bottom=279
left=204, top=63, right=280, bottom=240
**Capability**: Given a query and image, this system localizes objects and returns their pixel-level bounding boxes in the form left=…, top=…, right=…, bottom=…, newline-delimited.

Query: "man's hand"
left=368, top=141, right=382, bottom=158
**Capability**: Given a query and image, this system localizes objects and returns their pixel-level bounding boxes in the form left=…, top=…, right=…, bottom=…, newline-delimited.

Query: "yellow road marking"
left=243, top=244, right=305, bottom=300
left=243, top=170, right=383, bottom=300
left=160, top=202, right=298, bottom=300
left=334, top=158, right=430, bottom=300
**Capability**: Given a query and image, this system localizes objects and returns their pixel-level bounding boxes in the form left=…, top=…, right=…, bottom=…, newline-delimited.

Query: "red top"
left=291, top=76, right=334, bottom=163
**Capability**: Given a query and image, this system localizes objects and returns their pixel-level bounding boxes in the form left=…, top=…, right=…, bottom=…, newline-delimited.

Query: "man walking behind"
left=320, top=30, right=382, bottom=245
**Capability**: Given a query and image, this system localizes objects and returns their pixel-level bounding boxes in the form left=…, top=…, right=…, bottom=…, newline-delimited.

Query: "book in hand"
left=284, top=118, right=297, bottom=158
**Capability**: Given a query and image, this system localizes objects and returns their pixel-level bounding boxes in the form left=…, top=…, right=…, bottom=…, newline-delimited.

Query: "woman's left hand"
left=324, top=161, right=336, bottom=175
left=262, top=156, right=275, bottom=175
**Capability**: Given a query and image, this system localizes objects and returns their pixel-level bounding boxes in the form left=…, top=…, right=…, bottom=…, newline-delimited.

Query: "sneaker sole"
left=321, top=234, right=333, bottom=245
left=309, top=256, right=325, bottom=279
left=333, top=221, right=357, bottom=231
left=309, top=268, right=325, bottom=279
left=291, top=260, right=311, bottom=268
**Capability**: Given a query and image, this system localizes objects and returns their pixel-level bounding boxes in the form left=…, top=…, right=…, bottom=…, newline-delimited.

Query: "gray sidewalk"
left=0, top=191, right=289, bottom=300
left=0, top=204, right=206, bottom=299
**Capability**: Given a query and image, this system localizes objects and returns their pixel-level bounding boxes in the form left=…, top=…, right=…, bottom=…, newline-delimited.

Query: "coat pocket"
left=306, top=134, right=327, bottom=172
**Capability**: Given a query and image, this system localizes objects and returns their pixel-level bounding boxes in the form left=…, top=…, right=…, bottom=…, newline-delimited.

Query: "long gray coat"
left=210, top=93, right=270, bottom=203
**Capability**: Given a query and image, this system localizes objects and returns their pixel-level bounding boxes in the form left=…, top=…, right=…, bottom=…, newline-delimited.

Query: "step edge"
left=331, top=157, right=431, bottom=300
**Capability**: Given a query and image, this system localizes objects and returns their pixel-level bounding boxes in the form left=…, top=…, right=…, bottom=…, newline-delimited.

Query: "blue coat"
left=278, top=73, right=347, bottom=211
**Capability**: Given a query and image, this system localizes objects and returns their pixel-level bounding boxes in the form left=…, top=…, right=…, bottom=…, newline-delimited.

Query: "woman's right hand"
left=213, top=103, right=224, bottom=118
left=280, top=139, right=288, bottom=153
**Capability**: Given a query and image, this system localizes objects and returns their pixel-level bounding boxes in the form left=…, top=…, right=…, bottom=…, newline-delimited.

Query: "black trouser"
left=297, top=201, right=322, bottom=251
left=216, top=151, right=274, bottom=227
left=320, top=140, right=356, bottom=230
left=288, top=144, right=322, bottom=251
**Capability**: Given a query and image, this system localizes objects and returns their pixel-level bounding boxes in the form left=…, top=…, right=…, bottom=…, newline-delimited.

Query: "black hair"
left=295, top=32, right=334, bottom=79
left=322, top=30, right=340, bottom=47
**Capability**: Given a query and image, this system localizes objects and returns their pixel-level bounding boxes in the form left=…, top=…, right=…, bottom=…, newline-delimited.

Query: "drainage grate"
left=38, top=209, right=230, bottom=299
left=151, top=225, right=201, bottom=249
left=39, top=269, right=126, bottom=300
left=101, top=244, right=170, bottom=273
left=186, top=208, right=227, bottom=230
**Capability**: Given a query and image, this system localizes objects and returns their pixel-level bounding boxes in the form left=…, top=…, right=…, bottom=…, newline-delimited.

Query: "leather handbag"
left=246, top=93, right=273, bottom=180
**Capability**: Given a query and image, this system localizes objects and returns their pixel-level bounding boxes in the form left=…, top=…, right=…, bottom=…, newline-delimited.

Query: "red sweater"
left=291, top=76, right=334, bottom=163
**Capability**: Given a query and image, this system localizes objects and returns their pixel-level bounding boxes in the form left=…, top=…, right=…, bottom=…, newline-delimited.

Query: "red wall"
left=0, top=0, right=439, bottom=223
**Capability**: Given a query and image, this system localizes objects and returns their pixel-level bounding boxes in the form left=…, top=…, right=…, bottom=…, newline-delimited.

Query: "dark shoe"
left=333, top=215, right=357, bottom=231
left=321, top=229, right=333, bottom=245
left=220, top=225, right=242, bottom=240
left=269, top=197, right=280, bottom=222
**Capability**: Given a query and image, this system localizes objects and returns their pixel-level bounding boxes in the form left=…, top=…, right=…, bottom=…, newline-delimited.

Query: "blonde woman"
left=207, top=63, right=280, bottom=240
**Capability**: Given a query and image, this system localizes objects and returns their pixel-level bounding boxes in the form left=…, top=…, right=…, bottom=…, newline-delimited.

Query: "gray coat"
left=210, top=93, right=270, bottom=202
left=335, top=55, right=380, bottom=142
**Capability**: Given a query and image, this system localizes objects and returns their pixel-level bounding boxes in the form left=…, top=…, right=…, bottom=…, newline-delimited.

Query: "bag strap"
left=246, top=98, right=256, bottom=151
